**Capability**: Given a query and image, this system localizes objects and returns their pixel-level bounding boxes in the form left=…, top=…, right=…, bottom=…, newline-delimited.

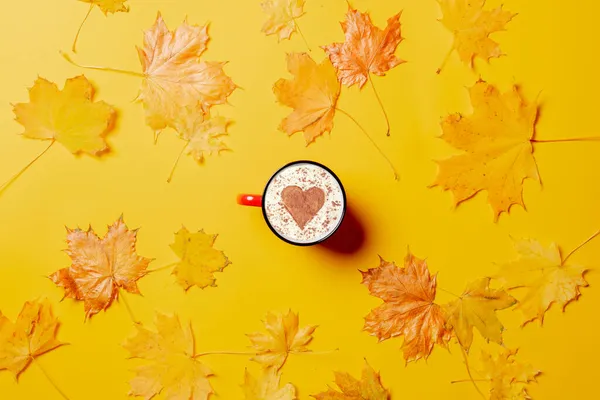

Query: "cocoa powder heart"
left=281, top=186, right=326, bottom=230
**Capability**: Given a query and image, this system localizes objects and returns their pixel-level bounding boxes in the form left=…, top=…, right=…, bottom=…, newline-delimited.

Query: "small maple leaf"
left=12, top=75, right=116, bottom=155
left=49, top=216, right=152, bottom=319
left=247, top=310, right=317, bottom=371
left=479, top=349, right=540, bottom=400
left=80, top=0, right=129, bottom=15
left=123, top=312, right=214, bottom=400
left=169, top=226, right=231, bottom=291
left=261, top=0, right=306, bottom=41
left=175, top=110, right=231, bottom=164
left=312, top=360, right=389, bottom=400
left=137, top=12, right=237, bottom=134
left=496, top=238, right=591, bottom=326
left=361, top=252, right=451, bottom=363
left=0, top=299, right=65, bottom=378
left=443, top=278, right=516, bottom=351
left=274, top=53, right=341, bottom=144
left=242, top=368, right=296, bottom=400
left=431, top=80, right=539, bottom=221
left=437, top=0, right=515, bottom=72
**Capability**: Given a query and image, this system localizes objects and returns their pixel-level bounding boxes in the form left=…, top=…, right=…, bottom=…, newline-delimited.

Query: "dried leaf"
left=174, top=110, right=231, bottom=163
left=0, top=299, right=64, bottom=378
left=322, top=7, right=404, bottom=88
left=431, top=80, right=539, bottom=221
left=361, top=253, right=451, bottom=363
left=312, top=360, right=389, bottom=400
left=274, top=53, right=340, bottom=144
left=480, top=349, right=540, bottom=400
left=496, top=239, right=589, bottom=326
left=80, top=0, right=129, bottom=15
left=261, top=0, right=305, bottom=41
left=49, top=216, right=152, bottom=319
left=169, top=226, right=231, bottom=290
left=123, top=312, right=214, bottom=400
left=137, top=12, right=237, bottom=133
left=443, top=278, right=515, bottom=351
left=242, top=368, right=296, bottom=400
left=13, top=75, right=116, bottom=155
left=247, top=310, right=316, bottom=370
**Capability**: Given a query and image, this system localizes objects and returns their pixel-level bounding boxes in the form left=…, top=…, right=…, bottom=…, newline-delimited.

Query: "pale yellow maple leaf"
left=312, top=360, right=389, bottom=400
left=261, top=0, right=306, bottom=41
left=169, top=227, right=231, bottom=291
left=242, top=368, right=296, bottom=400
left=480, top=349, right=540, bottom=400
left=174, top=110, right=231, bottom=164
left=496, top=238, right=590, bottom=326
left=12, top=75, right=116, bottom=155
left=123, top=312, right=214, bottom=400
left=443, top=278, right=515, bottom=351
left=431, top=80, right=539, bottom=221
left=0, top=299, right=65, bottom=378
left=247, top=310, right=316, bottom=370
left=80, top=0, right=129, bottom=15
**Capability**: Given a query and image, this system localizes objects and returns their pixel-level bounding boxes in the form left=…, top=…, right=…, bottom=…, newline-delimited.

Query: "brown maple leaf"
left=361, top=252, right=451, bottom=363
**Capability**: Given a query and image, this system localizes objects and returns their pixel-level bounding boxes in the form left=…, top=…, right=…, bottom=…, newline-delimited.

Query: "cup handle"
left=237, top=194, right=262, bottom=207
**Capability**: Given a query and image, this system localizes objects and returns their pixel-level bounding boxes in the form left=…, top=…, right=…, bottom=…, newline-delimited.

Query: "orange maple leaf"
left=49, top=216, right=152, bottom=319
left=361, top=252, right=451, bottom=363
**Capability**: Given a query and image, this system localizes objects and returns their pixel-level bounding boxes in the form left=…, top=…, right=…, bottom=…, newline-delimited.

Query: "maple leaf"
left=443, top=278, right=515, bottom=351
left=261, top=0, right=306, bottom=41
left=242, top=368, right=296, bottom=400
left=123, top=312, right=214, bottom=400
left=437, top=0, right=515, bottom=73
left=361, top=252, right=451, bottom=363
left=274, top=53, right=340, bottom=144
left=430, top=80, right=539, bottom=221
left=12, top=75, right=116, bottom=155
left=175, top=110, right=231, bottom=164
left=312, top=360, right=389, bottom=400
left=169, top=226, right=231, bottom=291
left=137, top=12, right=237, bottom=134
left=0, top=299, right=65, bottom=378
left=247, top=310, right=317, bottom=370
left=49, top=216, right=152, bottom=319
left=480, top=349, right=540, bottom=400
left=80, top=0, right=129, bottom=15
left=496, top=238, right=590, bottom=326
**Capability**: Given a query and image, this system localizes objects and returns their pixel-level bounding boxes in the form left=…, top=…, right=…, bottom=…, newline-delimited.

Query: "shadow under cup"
left=237, top=160, right=347, bottom=246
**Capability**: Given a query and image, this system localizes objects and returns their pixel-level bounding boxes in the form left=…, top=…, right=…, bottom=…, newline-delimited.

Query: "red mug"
left=237, top=160, right=346, bottom=246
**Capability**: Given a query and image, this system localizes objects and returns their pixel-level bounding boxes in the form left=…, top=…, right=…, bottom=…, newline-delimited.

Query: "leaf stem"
left=531, top=137, right=600, bottom=143
left=33, top=358, right=71, bottom=400
left=193, top=350, right=255, bottom=358
left=436, top=45, right=455, bottom=75
left=148, top=262, right=178, bottom=273
left=60, top=52, right=145, bottom=78
left=72, top=4, right=94, bottom=53
left=119, top=290, right=141, bottom=326
left=336, top=108, right=399, bottom=180
left=292, top=18, right=311, bottom=52
left=562, top=229, right=600, bottom=265
left=459, top=345, right=485, bottom=399
left=451, top=379, right=489, bottom=384
left=167, top=143, right=187, bottom=183
left=291, top=348, right=339, bottom=355
left=438, top=287, right=460, bottom=298
left=0, top=141, right=54, bottom=198
left=368, top=75, right=391, bottom=136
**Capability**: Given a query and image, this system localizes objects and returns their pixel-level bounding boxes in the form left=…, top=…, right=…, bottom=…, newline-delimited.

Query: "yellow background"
left=1, top=0, right=599, bottom=398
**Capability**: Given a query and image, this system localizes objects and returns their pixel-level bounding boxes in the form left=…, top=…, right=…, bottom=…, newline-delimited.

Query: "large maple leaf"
left=361, top=253, right=451, bottom=363
left=480, top=349, right=540, bottom=400
left=431, top=80, right=539, bottom=221
left=49, top=216, right=152, bottom=319
left=0, top=299, right=65, bottom=378
left=437, top=0, right=515, bottom=72
left=261, top=0, right=306, bottom=41
left=443, top=278, right=515, bottom=351
left=137, top=13, right=237, bottom=133
left=247, top=310, right=316, bottom=371
left=123, top=312, right=214, bottom=400
left=274, top=53, right=340, bottom=144
left=242, top=368, right=296, bottom=400
left=496, top=238, right=590, bottom=326
left=312, top=360, right=389, bottom=400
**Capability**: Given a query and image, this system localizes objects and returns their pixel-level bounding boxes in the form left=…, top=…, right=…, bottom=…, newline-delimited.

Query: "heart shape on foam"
left=281, top=186, right=326, bottom=230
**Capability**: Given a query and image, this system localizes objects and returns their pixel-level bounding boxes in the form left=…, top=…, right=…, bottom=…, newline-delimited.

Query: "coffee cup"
left=237, top=160, right=347, bottom=246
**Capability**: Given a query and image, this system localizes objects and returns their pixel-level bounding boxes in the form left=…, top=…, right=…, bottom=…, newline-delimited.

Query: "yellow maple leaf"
left=12, top=75, right=116, bottom=156
left=431, top=80, right=539, bottom=221
left=274, top=53, right=340, bottom=144
left=137, top=12, right=237, bottom=133
left=247, top=310, right=316, bottom=370
left=123, top=312, right=214, bottom=400
left=175, top=111, right=231, bottom=164
left=169, top=227, right=231, bottom=291
left=443, top=278, right=515, bottom=351
left=496, top=238, right=590, bottom=326
left=80, top=0, right=129, bottom=15
left=437, top=0, right=515, bottom=72
left=480, top=349, right=540, bottom=400
left=312, top=360, right=389, bottom=400
left=49, top=216, right=152, bottom=319
left=0, top=299, right=64, bottom=378
left=261, top=0, right=306, bottom=41
left=242, top=368, right=296, bottom=400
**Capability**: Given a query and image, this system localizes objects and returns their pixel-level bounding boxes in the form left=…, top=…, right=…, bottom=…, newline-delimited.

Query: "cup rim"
left=261, top=160, right=347, bottom=247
